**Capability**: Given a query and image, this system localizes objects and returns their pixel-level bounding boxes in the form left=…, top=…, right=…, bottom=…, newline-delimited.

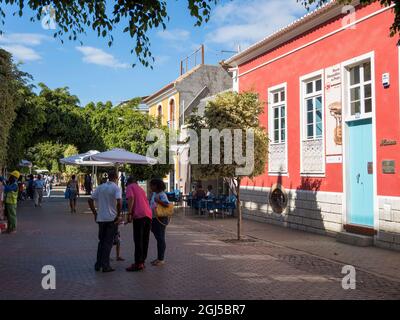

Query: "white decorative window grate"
left=302, top=139, right=324, bottom=173
left=269, top=143, right=287, bottom=173
left=301, top=75, right=325, bottom=174
left=268, top=84, right=287, bottom=174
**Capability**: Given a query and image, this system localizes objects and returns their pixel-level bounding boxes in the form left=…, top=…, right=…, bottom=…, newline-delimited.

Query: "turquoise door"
left=346, top=118, right=374, bottom=227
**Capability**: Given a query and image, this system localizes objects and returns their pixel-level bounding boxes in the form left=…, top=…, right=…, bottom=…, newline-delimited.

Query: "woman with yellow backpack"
left=149, top=179, right=174, bottom=267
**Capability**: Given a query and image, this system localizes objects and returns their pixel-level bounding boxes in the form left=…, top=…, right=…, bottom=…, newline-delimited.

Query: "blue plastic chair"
left=223, top=195, right=237, bottom=216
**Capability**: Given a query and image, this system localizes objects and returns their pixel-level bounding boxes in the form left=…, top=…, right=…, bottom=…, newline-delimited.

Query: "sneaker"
left=117, top=257, right=125, bottom=262
left=102, top=267, right=115, bottom=273
left=126, top=263, right=145, bottom=272
left=151, top=260, right=165, bottom=266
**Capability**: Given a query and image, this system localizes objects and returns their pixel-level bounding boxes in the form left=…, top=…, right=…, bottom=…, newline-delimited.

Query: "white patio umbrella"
left=60, top=150, right=113, bottom=167
left=89, top=148, right=157, bottom=165
left=19, top=159, right=33, bottom=167
left=60, top=150, right=114, bottom=188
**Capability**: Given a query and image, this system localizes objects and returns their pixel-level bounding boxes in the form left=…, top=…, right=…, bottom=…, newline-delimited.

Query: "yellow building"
left=143, top=64, right=232, bottom=193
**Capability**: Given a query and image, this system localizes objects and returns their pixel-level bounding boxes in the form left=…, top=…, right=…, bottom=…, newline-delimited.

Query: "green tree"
left=63, top=145, right=80, bottom=176
left=188, top=91, right=268, bottom=240
left=6, top=86, right=46, bottom=168
left=0, top=49, right=31, bottom=171
left=24, top=83, right=98, bottom=152
left=82, top=100, right=172, bottom=181
left=51, top=159, right=60, bottom=174
left=0, top=0, right=218, bottom=67
left=26, top=141, right=68, bottom=171
left=298, top=1, right=399, bottom=41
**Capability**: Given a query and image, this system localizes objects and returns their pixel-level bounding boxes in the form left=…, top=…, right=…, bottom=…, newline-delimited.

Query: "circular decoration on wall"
left=269, top=184, right=288, bottom=214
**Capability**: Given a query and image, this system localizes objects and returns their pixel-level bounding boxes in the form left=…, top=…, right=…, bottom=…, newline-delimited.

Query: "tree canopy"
left=0, top=0, right=217, bottom=67
left=0, top=49, right=32, bottom=171
left=188, top=91, right=268, bottom=239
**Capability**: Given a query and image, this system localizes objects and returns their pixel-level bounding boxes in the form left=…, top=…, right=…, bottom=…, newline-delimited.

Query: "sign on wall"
left=325, top=64, right=343, bottom=156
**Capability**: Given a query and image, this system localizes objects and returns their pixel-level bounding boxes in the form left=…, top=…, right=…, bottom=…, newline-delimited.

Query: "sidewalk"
left=179, top=209, right=400, bottom=282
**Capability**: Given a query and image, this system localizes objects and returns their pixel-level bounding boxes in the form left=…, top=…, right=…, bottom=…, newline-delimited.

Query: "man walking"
left=88, top=171, right=122, bottom=273
left=33, top=174, right=45, bottom=207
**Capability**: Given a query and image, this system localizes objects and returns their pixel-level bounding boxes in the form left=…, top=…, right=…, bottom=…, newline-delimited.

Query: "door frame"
left=341, top=51, right=378, bottom=230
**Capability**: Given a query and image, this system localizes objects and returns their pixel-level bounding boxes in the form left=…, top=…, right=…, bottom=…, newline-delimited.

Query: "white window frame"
left=299, top=70, right=325, bottom=176
left=268, top=83, right=288, bottom=175
left=344, top=59, right=373, bottom=122
left=269, top=84, right=287, bottom=145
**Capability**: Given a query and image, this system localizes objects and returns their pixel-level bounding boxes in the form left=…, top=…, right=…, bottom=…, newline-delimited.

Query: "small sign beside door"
left=326, top=155, right=343, bottom=164
left=382, top=160, right=396, bottom=174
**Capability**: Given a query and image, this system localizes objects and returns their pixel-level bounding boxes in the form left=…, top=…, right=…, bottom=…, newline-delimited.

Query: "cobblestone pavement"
left=1, top=190, right=400, bottom=300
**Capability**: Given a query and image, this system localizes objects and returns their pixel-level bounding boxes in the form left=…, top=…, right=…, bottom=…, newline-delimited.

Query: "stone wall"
left=240, top=186, right=343, bottom=236
left=376, top=196, right=400, bottom=250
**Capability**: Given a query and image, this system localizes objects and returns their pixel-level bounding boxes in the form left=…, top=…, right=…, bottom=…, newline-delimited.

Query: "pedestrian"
left=33, top=174, right=45, bottom=207
left=4, top=171, right=20, bottom=234
left=120, top=173, right=126, bottom=194
left=206, top=185, right=215, bottom=199
left=84, top=174, right=92, bottom=195
left=125, top=177, right=152, bottom=272
left=88, top=171, right=122, bottom=273
left=149, top=178, right=171, bottom=267
left=112, top=225, right=124, bottom=262
left=0, top=177, right=5, bottom=221
left=26, top=174, right=34, bottom=200
left=45, top=175, right=52, bottom=198
left=66, top=175, right=79, bottom=213
left=192, top=184, right=206, bottom=200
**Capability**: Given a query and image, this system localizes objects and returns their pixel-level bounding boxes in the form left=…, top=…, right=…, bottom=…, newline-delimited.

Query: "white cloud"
left=0, top=44, right=42, bottom=61
left=0, top=32, right=50, bottom=62
left=206, top=0, right=306, bottom=50
left=0, top=33, right=49, bottom=46
left=76, top=46, right=129, bottom=69
left=157, top=29, right=190, bottom=42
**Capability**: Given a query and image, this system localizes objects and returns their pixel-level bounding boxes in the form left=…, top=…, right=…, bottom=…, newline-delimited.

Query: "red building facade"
left=226, top=1, right=400, bottom=249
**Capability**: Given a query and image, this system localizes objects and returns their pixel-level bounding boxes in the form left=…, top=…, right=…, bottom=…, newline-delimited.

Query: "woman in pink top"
left=125, top=176, right=152, bottom=272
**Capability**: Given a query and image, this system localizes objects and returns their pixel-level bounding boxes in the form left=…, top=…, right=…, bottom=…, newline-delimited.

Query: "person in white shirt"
left=88, top=171, right=122, bottom=273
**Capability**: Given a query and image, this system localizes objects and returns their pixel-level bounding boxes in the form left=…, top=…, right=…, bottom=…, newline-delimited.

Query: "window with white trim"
left=301, top=75, right=324, bottom=174
left=268, top=85, right=287, bottom=173
left=271, top=89, right=286, bottom=144
left=348, top=61, right=372, bottom=117
left=304, top=78, right=323, bottom=140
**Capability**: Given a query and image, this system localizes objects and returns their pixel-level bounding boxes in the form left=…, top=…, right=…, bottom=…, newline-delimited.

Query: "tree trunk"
left=236, top=179, right=242, bottom=241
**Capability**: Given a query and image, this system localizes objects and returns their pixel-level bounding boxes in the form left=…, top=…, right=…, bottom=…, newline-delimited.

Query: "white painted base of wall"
left=240, top=186, right=400, bottom=251
left=376, top=196, right=400, bottom=251
left=240, top=186, right=343, bottom=236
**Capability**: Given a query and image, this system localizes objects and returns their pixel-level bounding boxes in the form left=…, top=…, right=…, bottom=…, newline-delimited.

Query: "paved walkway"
left=1, top=189, right=400, bottom=300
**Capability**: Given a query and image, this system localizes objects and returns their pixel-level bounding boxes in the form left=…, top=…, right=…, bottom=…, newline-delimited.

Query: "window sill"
left=300, top=173, right=326, bottom=178
left=268, top=172, right=289, bottom=177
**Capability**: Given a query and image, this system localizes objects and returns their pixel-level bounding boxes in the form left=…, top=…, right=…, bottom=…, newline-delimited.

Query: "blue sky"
left=0, top=0, right=309, bottom=106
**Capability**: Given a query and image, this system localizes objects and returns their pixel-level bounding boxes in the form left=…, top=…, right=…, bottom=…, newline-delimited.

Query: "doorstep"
left=336, top=232, right=374, bottom=247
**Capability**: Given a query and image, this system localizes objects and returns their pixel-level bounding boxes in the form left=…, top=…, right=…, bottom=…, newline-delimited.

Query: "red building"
left=225, top=0, right=400, bottom=249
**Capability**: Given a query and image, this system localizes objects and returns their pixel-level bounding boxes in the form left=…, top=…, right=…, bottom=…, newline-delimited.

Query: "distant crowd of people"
left=0, top=171, right=56, bottom=233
